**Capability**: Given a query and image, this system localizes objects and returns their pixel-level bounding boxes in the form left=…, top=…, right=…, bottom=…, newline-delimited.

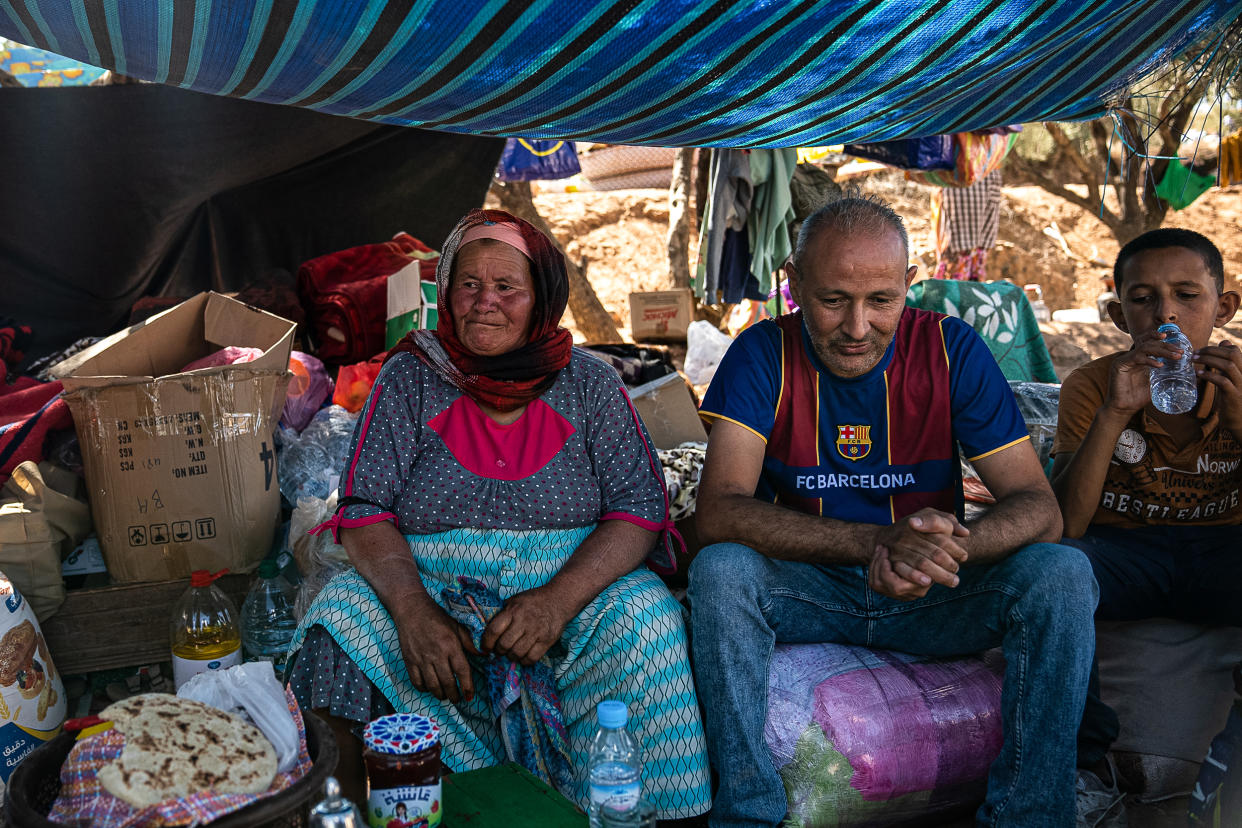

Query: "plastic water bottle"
left=171, top=569, right=242, bottom=690
left=240, top=559, right=298, bottom=675
left=587, top=700, right=642, bottom=828
left=1150, top=323, right=1198, bottom=414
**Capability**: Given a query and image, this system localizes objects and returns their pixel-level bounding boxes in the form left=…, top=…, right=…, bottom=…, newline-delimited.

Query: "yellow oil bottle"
left=170, top=569, right=242, bottom=689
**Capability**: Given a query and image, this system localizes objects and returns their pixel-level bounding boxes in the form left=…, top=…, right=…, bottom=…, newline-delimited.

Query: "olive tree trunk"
left=489, top=179, right=622, bottom=343
left=666, top=148, right=695, bottom=289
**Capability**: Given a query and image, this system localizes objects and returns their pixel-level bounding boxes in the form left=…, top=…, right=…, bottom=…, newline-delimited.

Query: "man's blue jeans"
left=688, top=542, right=1098, bottom=828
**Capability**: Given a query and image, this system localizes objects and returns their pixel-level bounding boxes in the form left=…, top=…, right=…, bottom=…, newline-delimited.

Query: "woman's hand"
left=481, top=586, right=573, bottom=667
left=394, top=597, right=480, bottom=704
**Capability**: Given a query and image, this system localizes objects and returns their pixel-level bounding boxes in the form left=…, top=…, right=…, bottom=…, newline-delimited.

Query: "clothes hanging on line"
left=694, top=149, right=752, bottom=303
left=932, top=169, right=1002, bottom=281
left=746, top=149, right=799, bottom=300
left=695, top=148, right=797, bottom=306
left=1218, top=130, right=1242, bottom=187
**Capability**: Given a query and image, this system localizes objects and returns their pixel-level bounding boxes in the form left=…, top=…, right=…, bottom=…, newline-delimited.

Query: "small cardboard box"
left=629, top=371, right=707, bottom=449
left=629, top=289, right=694, bottom=341
left=385, top=252, right=440, bottom=348
left=60, top=293, right=296, bottom=583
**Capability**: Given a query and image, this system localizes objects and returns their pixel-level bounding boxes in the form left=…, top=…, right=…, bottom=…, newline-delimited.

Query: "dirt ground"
left=518, top=174, right=1242, bottom=376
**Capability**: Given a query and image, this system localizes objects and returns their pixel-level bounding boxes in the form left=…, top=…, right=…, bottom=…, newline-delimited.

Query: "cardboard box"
left=629, top=371, right=707, bottom=449
left=629, top=289, right=694, bottom=341
left=60, top=293, right=296, bottom=583
left=385, top=253, right=440, bottom=348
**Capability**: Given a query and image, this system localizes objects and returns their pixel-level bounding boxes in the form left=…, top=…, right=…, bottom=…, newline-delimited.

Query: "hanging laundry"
left=844, top=136, right=956, bottom=171
left=747, top=149, right=799, bottom=300
left=1154, top=159, right=1216, bottom=210
left=694, top=149, right=753, bottom=303
left=719, top=228, right=761, bottom=303
left=1219, top=130, right=1242, bottom=187
left=495, top=139, right=581, bottom=181
left=909, top=131, right=1017, bottom=188
left=932, top=170, right=1002, bottom=281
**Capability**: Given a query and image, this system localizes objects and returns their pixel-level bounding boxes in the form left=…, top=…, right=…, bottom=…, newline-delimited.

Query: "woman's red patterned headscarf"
left=387, top=209, right=573, bottom=411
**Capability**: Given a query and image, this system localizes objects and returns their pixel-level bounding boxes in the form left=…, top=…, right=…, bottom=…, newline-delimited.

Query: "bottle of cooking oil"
left=171, top=569, right=242, bottom=689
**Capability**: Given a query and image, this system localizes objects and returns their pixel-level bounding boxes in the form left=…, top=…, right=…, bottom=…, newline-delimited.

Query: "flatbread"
left=97, top=693, right=278, bottom=808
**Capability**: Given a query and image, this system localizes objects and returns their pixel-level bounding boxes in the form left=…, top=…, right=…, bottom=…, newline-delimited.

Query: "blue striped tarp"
left=1, top=1, right=1238, bottom=147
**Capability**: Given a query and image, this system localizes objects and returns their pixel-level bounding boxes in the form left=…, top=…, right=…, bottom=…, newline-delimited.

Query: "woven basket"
left=4, top=712, right=338, bottom=827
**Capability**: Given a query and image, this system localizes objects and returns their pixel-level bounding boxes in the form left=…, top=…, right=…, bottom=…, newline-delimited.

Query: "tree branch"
left=1007, top=152, right=1122, bottom=237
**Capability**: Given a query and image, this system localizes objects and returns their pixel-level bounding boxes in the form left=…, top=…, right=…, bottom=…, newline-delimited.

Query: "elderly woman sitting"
left=288, top=209, right=710, bottom=818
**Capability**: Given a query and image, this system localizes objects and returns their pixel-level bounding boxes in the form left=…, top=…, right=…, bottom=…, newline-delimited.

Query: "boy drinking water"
left=1051, top=228, right=1242, bottom=827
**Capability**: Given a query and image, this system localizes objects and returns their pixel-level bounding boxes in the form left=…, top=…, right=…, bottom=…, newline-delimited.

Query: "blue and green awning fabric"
left=1, top=0, right=1238, bottom=147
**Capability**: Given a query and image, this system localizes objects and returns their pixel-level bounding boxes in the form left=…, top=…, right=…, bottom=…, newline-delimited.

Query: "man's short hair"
left=791, top=191, right=909, bottom=277
left=1114, top=228, right=1224, bottom=293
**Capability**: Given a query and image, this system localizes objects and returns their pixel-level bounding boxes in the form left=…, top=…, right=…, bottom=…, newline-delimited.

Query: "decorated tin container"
left=362, top=713, right=442, bottom=827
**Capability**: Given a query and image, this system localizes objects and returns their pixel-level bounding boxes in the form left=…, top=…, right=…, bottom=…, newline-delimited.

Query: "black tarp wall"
left=0, top=84, right=504, bottom=363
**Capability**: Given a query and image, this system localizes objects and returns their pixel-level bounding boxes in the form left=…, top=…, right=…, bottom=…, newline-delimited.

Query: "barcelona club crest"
left=836, top=424, right=872, bottom=461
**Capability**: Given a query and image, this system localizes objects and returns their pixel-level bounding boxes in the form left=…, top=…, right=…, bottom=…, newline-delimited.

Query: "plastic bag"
left=0, top=461, right=91, bottom=620
left=684, top=320, right=733, bottom=386
left=281, top=351, right=333, bottom=433
left=332, top=357, right=383, bottom=413
left=276, top=405, right=359, bottom=504
left=177, top=661, right=299, bottom=773
left=0, top=571, right=66, bottom=797
left=1009, top=381, right=1061, bottom=474
left=768, top=642, right=1003, bottom=827
left=289, top=492, right=350, bottom=620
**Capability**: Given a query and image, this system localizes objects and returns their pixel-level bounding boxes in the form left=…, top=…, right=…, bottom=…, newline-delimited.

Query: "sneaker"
left=1076, top=758, right=1128, bottom=828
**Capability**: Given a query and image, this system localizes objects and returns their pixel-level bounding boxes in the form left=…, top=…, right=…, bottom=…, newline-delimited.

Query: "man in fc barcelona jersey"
left=689, top=196, right=1097, bottom=828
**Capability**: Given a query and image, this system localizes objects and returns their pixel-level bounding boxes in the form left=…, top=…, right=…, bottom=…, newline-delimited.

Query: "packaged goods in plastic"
left=1008, top=381, right=1060, bottom=471
left=276, top=406, right=358, bottom=505
left=288, top=493, right=349, bottom=620
left=331, top=357, right=383, bottom=413
left=766, top=642, right=1003, bottom=827
left=0, top=571, right=65, bottom=799
left=281, top=351, right=333, bottom=433
left=684, top=320, right=733, bottom=387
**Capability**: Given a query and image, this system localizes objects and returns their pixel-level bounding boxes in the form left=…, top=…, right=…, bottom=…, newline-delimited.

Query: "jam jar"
left=362, top=713, right=442, bottom=828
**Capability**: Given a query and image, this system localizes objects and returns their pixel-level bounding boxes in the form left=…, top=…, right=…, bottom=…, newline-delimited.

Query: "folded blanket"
left=0, top=380, right=73, bottom=485
left=906, top=279, right=1058, bottom=383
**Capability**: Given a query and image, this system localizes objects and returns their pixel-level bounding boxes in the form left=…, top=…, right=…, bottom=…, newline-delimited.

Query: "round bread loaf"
left=97, top=693, right=278, bottom=808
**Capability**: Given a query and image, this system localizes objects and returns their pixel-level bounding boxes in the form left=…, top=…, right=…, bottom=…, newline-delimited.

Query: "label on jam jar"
left=368, top=783, right=441, bottom=828
left=363, top=714, right=443, bottom=828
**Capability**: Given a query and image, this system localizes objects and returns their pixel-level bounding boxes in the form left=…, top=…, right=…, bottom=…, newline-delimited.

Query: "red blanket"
left=0, top=380, right=73, bottom=484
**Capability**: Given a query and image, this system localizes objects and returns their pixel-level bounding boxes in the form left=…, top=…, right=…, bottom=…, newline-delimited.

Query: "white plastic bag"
left=178, top=661, right=299, bottom=773
left=289, top=492, right=350, bottom=620
left=684, top=320, right=733, bottom=386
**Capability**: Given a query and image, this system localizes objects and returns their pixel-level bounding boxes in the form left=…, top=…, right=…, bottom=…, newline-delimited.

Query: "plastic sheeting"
left=767, top=642, right=1004, bottom=827
left=1, top=2, right=1237, bottom=147
left=1009, top=381, right=1061, bottom=472
left=0, top=84, right=502, bottom=364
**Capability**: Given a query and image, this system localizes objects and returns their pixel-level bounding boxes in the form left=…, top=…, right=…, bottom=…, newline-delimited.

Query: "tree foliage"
left=1007, top=17, right=1241, bottom=246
